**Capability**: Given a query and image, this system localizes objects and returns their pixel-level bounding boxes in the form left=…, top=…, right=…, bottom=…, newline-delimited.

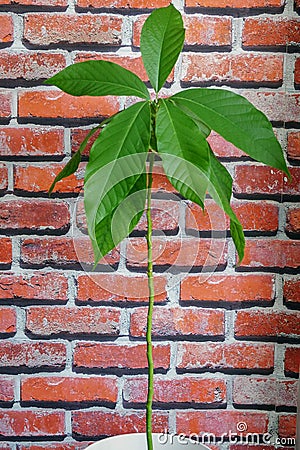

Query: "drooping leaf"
left=207, top=148, right=245, bottom=263
left=140, top=4, right=185, bottom=93
left=84, top=101, right=151, bottom=263
left=171, top=88, right=290, bottom=175
left=156, top=99, right=210, bottom=209
left=45, top=60, right=150, bottom=100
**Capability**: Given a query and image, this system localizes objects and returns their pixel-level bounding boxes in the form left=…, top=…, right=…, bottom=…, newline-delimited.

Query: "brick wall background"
left=0, top=0, right=299, bottom=448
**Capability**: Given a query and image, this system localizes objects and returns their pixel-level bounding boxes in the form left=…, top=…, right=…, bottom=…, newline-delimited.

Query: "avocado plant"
left=45, top=4, right=290, bottom=450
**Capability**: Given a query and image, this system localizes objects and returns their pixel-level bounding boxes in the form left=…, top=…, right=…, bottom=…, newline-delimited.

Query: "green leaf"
left=171, top=88, right=290, bottom=175
left=45, top=60, right=150, bottom=100
left=156, top=99, right=210, bottom=209
left=140, top=4, right=185, bottom=93
left=84, top=101, right=151, bottom=263
left=207, top=148, right=245, bottom=263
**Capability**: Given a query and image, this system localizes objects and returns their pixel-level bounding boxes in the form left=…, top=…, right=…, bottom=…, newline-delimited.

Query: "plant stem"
left=146, top=151, right=155, bottom=450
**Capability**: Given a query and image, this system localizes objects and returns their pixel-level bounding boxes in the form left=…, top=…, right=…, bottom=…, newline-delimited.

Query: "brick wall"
left=0, top=0, right=299, bottom=448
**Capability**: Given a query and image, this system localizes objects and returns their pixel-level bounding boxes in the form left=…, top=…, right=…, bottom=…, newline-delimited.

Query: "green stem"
left=146, top=152, right=155, bottom=450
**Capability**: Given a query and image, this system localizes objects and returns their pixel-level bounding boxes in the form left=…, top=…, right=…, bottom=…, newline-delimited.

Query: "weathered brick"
left=76, top=0, right=169, bottom=8
left=0, top=237, right=12, bottom=266
left=177, top=410, right=269, bottom=436
left=71, top=127, right=100, bottom=156
left=72, top=410, right=169, bottom=438
left=243, top=18, right=300, bottom=49
left=123, top=376, right=226, bottom=406
left=186, top=0, right=284, bottom=8
left=76, top=273, right=167, bottom=304
left=182, top=54, right=283, bottom=85
left=127, top=237, right=227, bottom=269
left=239, top=239, right=300, bottom=271
left=0, top=52, right=66, bottom=82
left=0, top=342, right=66, bottom=371
left=0, top=164, right=8, bottom=194
left=278, top=414, right=296, bottom=438
left=295, top=57, right=300, bottom=86
left=21, top=376, right=118, bottom=405
left=234, top=166, right=299, bottom=198
left=186, top=201, right=278, bottom=233
left=0, top=272, right=68, bottom=303
left=284, top=279, right=300, bottom=308
left=0, top=377, right=14, bottom=403
left=287, top=131, right=300, bottom=162
left=233, top=377, right=297, bottom=408
left=0, top=127, right=64, bottom=158
left=21, top=237, right=119, bottom=267
left=0, top=200, right=70, bottom=233
left=17, top=444, right=90, bottom=450
left=0, top=411, right=65, bottom=437
left=0, top=15, right=13, bottom=45
left=74, top=342, right=171, bottom=371
left=18, top=91, right=119, bottom=120
left=208, top=131, right=244, bottom=158
left=24, top=14, right=122, bottom=47
left=177, top=342, right=274, bottom=372
left=26, top=306, right=120, bottom=338
left=0, top=0, right=67, bottom=5
left=284, top=347, right=300, bottom=376
left=286, top=207, right=300, bottom=235
left=0, top=308, right=15, bottom=336
left=130, top=307, right=224, bottom=339
left=235, top=310, right=300, bottom=339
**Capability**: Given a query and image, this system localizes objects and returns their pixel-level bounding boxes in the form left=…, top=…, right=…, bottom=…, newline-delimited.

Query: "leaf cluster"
left=45, top=4, right=289, bottom=266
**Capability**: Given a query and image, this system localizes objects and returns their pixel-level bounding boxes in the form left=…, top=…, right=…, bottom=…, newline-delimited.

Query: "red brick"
left=235, top=310, right=300, bottom=339
left=0, top=127, right=64, bottom=158
left=72, top=410, right=169, bottom=438
left=287, top=131, right=300, bottom=162
left=186, top=201, right=278, bottom=233
left=76, top=0, right=169, bottom=7
left=0, top=52, right=66, bottom=82
left=77, top=273, right=167, bottom=304
left=18, top=90, right=119, bottom=120
left=26, top=306, right=120, bottom=337
left=0, top=377, right=14, bottom=403
left=284, top=279, right=300, bottom=308
left=0, top=272, right=68, bottom=303
left=0, top=342, right=66, bottom=370
left=127, top=237, right=227, bottom=269
left=74, top=53, right=149, bottom=82
left=130, top=307, right=225, bottom=339
left=286, top=207, right=300, bottom=235
left=123, top=376, right=226, bottom=406
left=0, top=0, right=67, bottom=5
left=240, top=239, right=300, bottom=270
left=186, top=0, right=284, bottom=7
left=278, top=414, right=296, bottom=438
left=21, top=237, right=119, bottom=267
left=177, top=342, right=274, bottom=372
left=284, top=347, right=300, bottom=376
left=230, top=446, right=275, bottom=450
left=0, top=200, right=70, bottom=233
left=14, top=163, right=84, bottom=195
left=71, top=127, right=100, bottom=156
left=24, top=14, right=122, bottom=46
left=0, top=163, right=8, bottom=193
left=0, top=308, right=16, bottom=335
left=233, top=377, right=297, bottom=408
left=177, top=410, right=269, bottom=436
left=241, top=91, right=300, bottom=124
left=0, top=410, right=65, bottom=437
left=294, top=55, right=300, bottom=86
left=234, top=166, right=299, bottom=198
left=182, top=54, right=283, bottom=85
left=133, top=15, right=231, bottom=48
left=0, top=92, right=12, bottom=118
left=181, top=274, right=274, bottom=305
left=17, top=444, right=91, bottom=450
left=0, top=237, right=12, bottom=266
left=152, top=165, right=178, bottom=194
left=74, top=342, right=171, bottom=371
left=0, top=15, right=13, bottom=45
left=243, top=18, right=300, bottom=48
left=21, top=376, right=118, bottom=405
left=208, top=131, right=244, bottom=158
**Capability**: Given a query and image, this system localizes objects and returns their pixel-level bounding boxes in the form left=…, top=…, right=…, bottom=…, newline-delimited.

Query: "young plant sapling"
left=45, top=4, right=290, bottom=450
